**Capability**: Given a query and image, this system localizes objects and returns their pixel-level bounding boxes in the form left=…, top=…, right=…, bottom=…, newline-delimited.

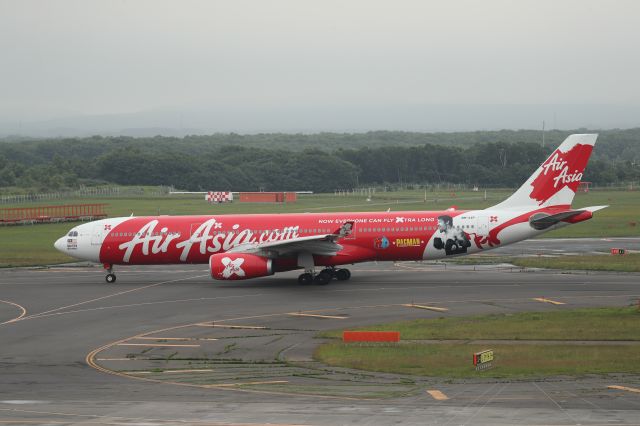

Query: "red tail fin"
left=492, top=134, right=597, bottom=209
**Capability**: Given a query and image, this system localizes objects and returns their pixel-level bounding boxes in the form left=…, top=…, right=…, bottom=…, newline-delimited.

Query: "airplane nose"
left=54, top=237, right=66, bottom=253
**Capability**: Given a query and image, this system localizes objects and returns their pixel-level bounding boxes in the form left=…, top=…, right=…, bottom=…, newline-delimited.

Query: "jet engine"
left=209, top=253, right=274, bottom=280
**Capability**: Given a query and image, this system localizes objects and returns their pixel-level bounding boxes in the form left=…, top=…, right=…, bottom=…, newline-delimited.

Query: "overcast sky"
left=1, top=0, right=639, bottom=134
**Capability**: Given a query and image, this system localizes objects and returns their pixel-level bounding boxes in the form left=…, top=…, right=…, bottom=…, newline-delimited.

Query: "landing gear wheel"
left=335, top=268, right=351, bottom=281
left=105, top=273, right=116, bottom=284
left=314, top=270, right=332, bottom=285
left=298, top=273, right=313, bottom=285
left=321, top=268, right=335, bottom=277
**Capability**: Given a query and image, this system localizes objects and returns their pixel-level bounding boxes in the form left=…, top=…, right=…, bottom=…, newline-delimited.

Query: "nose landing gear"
left=104, top=263, right=116, bottom=284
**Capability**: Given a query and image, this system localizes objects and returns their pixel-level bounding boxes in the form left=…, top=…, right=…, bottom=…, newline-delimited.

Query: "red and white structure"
left=54, top=134, right=606, bottom=285
left=205, top=191, right=233, bottom=203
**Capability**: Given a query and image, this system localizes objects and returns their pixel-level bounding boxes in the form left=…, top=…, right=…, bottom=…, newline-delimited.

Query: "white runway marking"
left=13, top=274, right=208, bottom=322
left=14, top=293, right=264, bottom=321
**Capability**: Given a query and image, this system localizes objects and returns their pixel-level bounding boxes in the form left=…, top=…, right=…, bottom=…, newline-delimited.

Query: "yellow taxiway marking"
left=96, top=358, right=136, bottom=361
left=0, top=299, right=28, bottom=325
left=117, top=343, right=200, bottom=348
left=608, top=385, right=640, bottom=394
left=127, top=369, right=214, bottom=375
left=134, top=336, right=218, bottom=341
left=206, top=380, right=289, bottom=387
left=402, top=303, right=449, bottom=312
left=195, top=323, right=267, bottom=329
left=427, top=389, right=449, bottom=400
left=20, top=274, right=207, bottom=322
left=287, top=312, right=348, bottom=319
left=533, top=297, right=566, bottom=305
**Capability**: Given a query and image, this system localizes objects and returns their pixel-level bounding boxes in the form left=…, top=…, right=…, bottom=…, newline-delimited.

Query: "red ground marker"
left=343, top=331, right=400, bottom=342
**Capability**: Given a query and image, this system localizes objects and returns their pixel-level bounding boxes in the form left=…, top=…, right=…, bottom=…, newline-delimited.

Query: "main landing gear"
left=104, top=263, right=116, bottom=284
left=297, top=268, right=351, bottom=286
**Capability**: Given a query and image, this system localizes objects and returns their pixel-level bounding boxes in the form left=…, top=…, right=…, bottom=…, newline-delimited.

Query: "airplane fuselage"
left=56, top=207, right=570, bottom=269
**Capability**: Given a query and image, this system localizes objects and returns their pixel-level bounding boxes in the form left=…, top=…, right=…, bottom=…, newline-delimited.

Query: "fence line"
left=2, top=181, right=638, bottom=204
left=0, top=203, right=108, bottom=225
left=0, top=186, right=173, bottom=205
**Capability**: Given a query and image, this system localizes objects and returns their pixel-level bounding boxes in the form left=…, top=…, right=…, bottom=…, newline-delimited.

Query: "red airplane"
left=55, top=134, right=606, bottom=285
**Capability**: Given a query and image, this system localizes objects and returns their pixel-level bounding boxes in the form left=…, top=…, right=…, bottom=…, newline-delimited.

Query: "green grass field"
left=317, top=307, right=640, bottom=341
left=314, top=307, right=640, bottom=378
left=1, top=189, right=639, bottom=267
left=315, top=343, right=640, bottom=378
left=512, top=253, right=640, bottom=273
left=445, top=252, right=640, bottom=272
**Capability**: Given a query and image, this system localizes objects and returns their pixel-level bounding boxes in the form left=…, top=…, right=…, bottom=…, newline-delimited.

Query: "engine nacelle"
left=209, top=253, right=273, bottom=280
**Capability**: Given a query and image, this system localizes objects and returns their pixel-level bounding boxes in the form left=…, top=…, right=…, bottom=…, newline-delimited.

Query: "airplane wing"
left=226, top=221, right=354, bottom=257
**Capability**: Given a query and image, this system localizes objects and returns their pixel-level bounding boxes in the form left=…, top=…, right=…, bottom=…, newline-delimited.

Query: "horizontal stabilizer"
left=582, top=205, right=609, bottom=213
left=529, top=211, right=584, bottom=230
left=529, top=205, right=607, bottom=230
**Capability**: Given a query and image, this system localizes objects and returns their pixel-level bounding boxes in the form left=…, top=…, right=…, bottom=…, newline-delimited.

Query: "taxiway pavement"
left=0, top=244, right=639, bottom=425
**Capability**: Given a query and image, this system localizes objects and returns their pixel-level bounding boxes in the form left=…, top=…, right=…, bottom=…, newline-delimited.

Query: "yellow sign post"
left=473, top=349, right=494, bottom=371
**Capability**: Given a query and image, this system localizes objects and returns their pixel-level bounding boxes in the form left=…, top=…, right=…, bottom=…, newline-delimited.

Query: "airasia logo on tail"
left=529, top=143, right=592, bottom=205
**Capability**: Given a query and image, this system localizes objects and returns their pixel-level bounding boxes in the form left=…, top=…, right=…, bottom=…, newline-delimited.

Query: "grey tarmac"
left=0, top=238, right=639, bottom=425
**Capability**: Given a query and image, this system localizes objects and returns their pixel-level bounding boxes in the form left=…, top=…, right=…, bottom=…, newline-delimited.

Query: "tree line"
left=1, top=129, right=639, bottom=193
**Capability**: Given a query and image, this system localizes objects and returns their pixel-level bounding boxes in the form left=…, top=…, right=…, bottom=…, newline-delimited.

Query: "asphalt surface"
left=490, top=237, right=640, bottom=256
left=0, top=238, right=639, bottom=425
